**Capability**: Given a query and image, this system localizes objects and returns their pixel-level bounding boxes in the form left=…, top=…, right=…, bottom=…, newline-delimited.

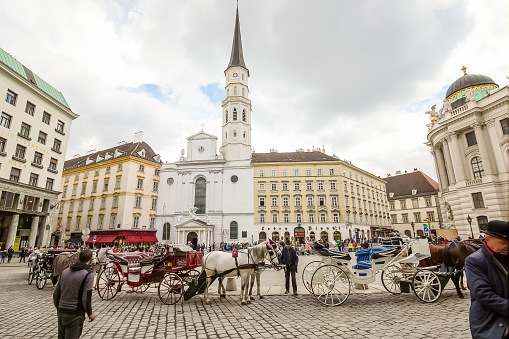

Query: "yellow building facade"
left=252, top=150, right=392, bottom=244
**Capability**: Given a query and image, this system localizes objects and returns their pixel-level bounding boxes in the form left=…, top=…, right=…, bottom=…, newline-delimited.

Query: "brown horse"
left=419, top=240, right=481, bottom=298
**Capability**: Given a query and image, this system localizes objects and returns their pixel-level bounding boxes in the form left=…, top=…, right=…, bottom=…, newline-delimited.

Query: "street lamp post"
left=410, top=221, right=415, bottom=238
left=467, top=215, right=474, bottom=239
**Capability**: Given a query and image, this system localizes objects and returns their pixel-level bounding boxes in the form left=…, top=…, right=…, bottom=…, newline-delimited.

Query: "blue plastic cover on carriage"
left=352, top=246, right=395, bottom=270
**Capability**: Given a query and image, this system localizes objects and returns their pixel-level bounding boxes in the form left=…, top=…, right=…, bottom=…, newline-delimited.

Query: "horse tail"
left=442, top=243, right=453, bottom=272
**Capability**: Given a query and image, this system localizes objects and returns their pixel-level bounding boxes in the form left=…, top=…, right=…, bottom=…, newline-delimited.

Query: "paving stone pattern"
left=0, top=262, right=471, bottom=339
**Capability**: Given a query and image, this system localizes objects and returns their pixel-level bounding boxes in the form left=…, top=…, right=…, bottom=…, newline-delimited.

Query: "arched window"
left=195, top=177, right=206, bottom=214
left=233, top=109, right=237, bottom=120
left=417, top=230, right=424, bottom=237
left=259, top=232, right=267, bottom=241
left=233, top=130, right=237, bottom=137
left=234, top=86, right=237, bottom=95
left=163, top=222, right=171, bottom=240
left=471, top=156, right=484, bottom=179
left=242, top=110, right=246, bottom=122
left=230, top=221, right=238, bottom=239
left=404, top=230, right=412, bottom=237
left=242, top=88, right=245, bottom=97
left=225, top=110, right=228, bottom=123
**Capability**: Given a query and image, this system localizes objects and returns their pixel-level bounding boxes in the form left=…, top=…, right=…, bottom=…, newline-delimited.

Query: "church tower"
left=220, top=5, right=252, bottom=161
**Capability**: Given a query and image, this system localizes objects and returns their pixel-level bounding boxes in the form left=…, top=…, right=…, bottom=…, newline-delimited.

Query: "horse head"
left=263, top=240, right=281, bottom=269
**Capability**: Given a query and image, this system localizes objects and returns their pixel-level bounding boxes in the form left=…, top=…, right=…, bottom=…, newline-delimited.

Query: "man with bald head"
left=465, top=220, right=508, bottom=339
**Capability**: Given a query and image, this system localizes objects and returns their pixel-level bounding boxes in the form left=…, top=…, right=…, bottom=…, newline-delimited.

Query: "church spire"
left=227, top=4, right=248, bottom=71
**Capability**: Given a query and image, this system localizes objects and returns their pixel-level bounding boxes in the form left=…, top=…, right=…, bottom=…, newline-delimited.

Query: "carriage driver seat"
left=326, top=249, right=352, bottom=261
left=352, top=246, right=397, bottom=270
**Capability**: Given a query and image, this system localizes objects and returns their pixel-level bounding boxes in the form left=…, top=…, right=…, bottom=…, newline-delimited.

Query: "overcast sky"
left=1, top=0, right=507, bottom=180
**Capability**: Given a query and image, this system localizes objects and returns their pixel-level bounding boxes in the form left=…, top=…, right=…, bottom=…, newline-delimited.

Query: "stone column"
left=5, top=214, right=19, bottom=249
left=485, top=120, right=506, bottom=174
left=431, top=148, right=448, bottom=189
left=28, top=216, right=40, bottom=249
left=472, top=122, right=493, bottom=175
left=36, top=216, right=47, bottom=247
left=447, top=133, right=466, bottom=182
left=442, top=140, right=456, bottom=185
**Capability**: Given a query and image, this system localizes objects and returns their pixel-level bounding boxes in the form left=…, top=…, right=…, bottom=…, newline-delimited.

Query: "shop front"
left=293, top=226, right=305, bottom=244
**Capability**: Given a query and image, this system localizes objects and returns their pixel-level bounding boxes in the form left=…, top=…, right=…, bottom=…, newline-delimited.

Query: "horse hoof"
left=461, top=288, right=467, bottom=291
left=220, top=294, right=226, bottom=298
left=241, top=301, right=246, bottom=305
left=205, top=300, right=211, bottom=305
left=259, top=296, right=264, bottom=299
left=250, top=297, right=255, bottom=300
left=247, top=300, right=251, bottom=304
left=458, top=294, right=464, bottom=299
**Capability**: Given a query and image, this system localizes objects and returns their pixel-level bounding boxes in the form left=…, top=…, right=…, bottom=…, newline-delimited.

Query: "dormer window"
left=389, top=192, right=394, bottom=198
left=412, top=189, right=417, bottom=195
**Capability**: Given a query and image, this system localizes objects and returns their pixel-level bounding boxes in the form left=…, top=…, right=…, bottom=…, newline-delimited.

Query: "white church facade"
left=155, top=6, right=254, bottom=247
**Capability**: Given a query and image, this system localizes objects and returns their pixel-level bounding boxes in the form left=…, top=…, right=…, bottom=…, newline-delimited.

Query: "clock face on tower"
left=231, top=72, right=239, bottom=79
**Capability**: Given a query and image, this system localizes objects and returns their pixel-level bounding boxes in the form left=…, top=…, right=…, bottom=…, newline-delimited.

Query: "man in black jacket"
left=53, top=249, right=95, bottom=339
left=465, top=220, right=508, bottom=339
left=281, top=240, right=299, bottom=296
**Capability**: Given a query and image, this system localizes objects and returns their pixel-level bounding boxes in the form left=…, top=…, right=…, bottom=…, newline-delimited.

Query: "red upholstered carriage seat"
left=112, top=252, right=153, bottom=268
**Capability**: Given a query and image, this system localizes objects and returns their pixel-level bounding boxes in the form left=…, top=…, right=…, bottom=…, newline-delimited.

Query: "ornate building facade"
left=426, top=68, right=509, bottom=238
left=252, top=150, right=392, bottom=244
left=57, top=132, right=161, bottom=246
left=384, top=170, right=443, bottom=237
left=0, top=47, right=78, bottom=250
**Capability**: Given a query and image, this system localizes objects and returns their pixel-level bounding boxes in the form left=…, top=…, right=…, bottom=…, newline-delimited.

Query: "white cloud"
left=1, top=0, right=507, bottom=179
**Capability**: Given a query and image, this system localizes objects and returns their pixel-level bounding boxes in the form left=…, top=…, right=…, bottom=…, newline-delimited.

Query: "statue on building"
left=444, top=201, right=454, bottom=221
left=176, top=215, right=183, bottom=224
left=425, top=104, right=437, bottom=122
left=465, top=88, right=476, bottom=102
left=206, top=215, right=211, bottom=225
left=438, top=99, right=451, bottom=118
left=189, top=206, right=198, bottom=220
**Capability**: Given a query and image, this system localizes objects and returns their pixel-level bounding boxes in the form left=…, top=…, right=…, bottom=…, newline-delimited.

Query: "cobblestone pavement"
left=0, top=260, right=472, bottom=339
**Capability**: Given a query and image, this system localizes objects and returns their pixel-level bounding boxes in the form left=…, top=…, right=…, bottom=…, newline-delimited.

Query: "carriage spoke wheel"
left=381, top=264, right=404, bottom=294
left=310, top=265, right=350, bottom=306
left=28, top=266, right=34, bottom=285
left=302, top=261, right=325, bottom=293
left=413, top=270, right=442, bottom=303
left=36, top=268, right=46, bottom=290
left=158, top=273, right=184, bottom=305
left=96, top=266, right=121, bottom=300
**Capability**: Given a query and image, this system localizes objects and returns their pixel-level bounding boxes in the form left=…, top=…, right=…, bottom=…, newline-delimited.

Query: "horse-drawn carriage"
left=28, top=248, right=78, bottom=290
left=302, top=238, right=456, bottom=306
left=96, top=245, right=204, bottom=305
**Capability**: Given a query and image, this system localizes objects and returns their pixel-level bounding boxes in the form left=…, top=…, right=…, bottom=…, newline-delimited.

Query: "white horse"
left=248, top=239, right=282, bottom=300
left=202, top=241, right=280, bottom=305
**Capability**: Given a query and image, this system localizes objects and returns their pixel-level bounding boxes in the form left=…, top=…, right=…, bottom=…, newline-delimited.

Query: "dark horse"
left=419, top=240, right=482, bottom=299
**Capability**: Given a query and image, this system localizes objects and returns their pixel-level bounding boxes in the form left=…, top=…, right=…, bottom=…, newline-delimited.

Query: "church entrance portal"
left=187, top=232, right=198, bottom=249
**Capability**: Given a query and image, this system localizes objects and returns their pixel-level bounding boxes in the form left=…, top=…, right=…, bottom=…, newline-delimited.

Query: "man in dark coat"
left=280, top=240, right=299, bottom=296
left=465, top=220, right=508, bottom=339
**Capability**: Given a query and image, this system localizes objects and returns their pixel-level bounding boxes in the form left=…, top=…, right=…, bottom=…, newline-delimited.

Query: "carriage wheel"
left=302, top=260, right=324, bottom=293
left=36, top=268, right=47, bottom=290
left=181, top=269, right=201, bottom=285
left=158, top=273, right=184, bottom=305
left=413, top=270, right=442, bottom=303
left=97, top=266, right=121, bottom=300
left=310, top=265, right=350, bottom=306
left=28, top=266, right=34, bottom=285
left=381, top=264, right=404, bottom=294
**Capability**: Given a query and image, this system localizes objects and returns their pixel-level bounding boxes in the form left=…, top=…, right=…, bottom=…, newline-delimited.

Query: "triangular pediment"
left=187, top=131, right=218, bottom=141
left=175, top=218, right=214, bottom=228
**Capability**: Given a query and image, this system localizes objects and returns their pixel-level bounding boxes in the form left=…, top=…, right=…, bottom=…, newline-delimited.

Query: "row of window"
left=390, top=212, right=435, bottom=224
left=7, top=166, right=54, bottom=190
left=63, top=196, right=158, bottom=212
left=225, top=108, right=247, bottom=123
left=64, top=164, right=160, bottom=182
left=259, top=195, right=339, bottom=207
left=4, top=89, right=65, bottom=132
left=259, top=181, right=336, bottom=191
left=63, top=177, right=158, bottom=197
left=0, top=116, right=62, bottom=154
left=260, top=212, right=340, bottom=224
left=344, top=197, right=386, bottom=211
left=259, top=168, right=335, bottom=178
left=0, top=139, right=59, bottom=170
left=67, top=214, right=156, bottom=231
left=344, top=182, right=386, bottom=201
left=389, top=197, right=434, bottom=210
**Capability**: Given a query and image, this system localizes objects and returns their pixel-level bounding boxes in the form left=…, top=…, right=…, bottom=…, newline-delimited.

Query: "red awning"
left=139, top=235, right=158, bottom=243
left=125, top=236, right=142, bottom=243
left=85, top=236, right=102, bottom=243
left=98, top=236, right=117, bottom=243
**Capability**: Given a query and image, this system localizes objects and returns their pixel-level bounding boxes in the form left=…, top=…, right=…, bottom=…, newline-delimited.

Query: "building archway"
left=333, top=231, right=341, bottom=241
left=162, top=222, right=171, bottom=241
left=272, top=232, right=280, bottom=241
left=416, top=230, right=424, bottom=238
left=259, top=232, right=267, bottom=242
left=284, top=231, right=290, bottom=243
left=187, top=231, right=198, bottom=249
left=309, top=232, right=315, bottom=241
left=320, top=231, right=328, bottom=242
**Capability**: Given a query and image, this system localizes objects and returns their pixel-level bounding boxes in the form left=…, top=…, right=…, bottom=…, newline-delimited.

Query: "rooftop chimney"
left=269, top=148, right=278, bottom=153
left=133, top=130, right=143, bottom=143
left=395, top=170, right=402, bottom=175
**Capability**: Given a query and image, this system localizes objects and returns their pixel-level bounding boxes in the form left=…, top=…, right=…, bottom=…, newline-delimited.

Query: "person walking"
left=465, top=220, right=508, bottom=339
left=7, top=246, right=14, bottom=263
left=1, top=249, right=6, bottom=263
left=19, top=247, right=27, bottom=263
left=281, top=240, right=299, bottom=296
left=53, top=249, right=96, bottom=339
